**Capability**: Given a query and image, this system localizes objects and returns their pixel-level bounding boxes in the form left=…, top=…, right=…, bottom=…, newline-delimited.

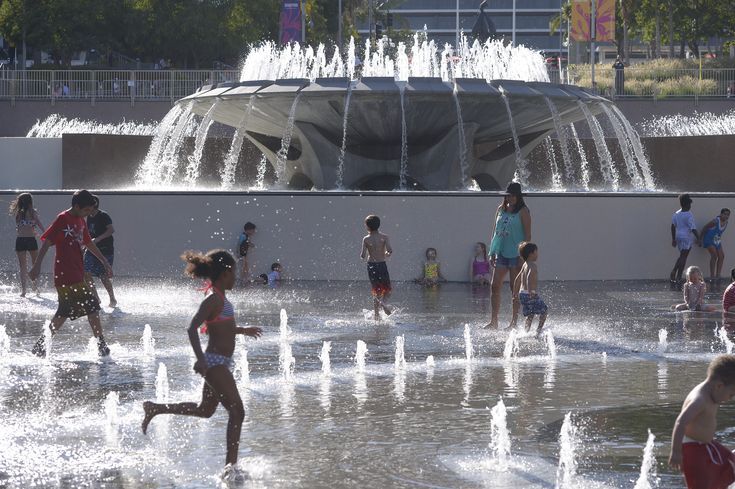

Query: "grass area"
left=567, top=58, right=735, bottom=97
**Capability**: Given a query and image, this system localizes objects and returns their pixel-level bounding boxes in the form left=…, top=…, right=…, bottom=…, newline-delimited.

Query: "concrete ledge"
left=0, top=138, right=62, bottom=189
left=1, top=191, right=733, bottom=282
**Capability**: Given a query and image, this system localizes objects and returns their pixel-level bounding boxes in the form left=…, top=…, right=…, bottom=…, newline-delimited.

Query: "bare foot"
left=483, top=321, right=498, bottom=329
left=383, top=305, right=394, bottom=316
left=109, top=300, right=118, bottom=308
left=142, top=401, right=156, bottom=434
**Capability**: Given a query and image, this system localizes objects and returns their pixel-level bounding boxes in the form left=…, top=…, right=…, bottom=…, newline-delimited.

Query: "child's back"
left=363, top=232, right=390, bottom=262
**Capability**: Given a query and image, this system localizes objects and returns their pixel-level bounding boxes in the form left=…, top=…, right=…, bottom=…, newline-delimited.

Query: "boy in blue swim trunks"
left=512, top=241, right=548, bottom=337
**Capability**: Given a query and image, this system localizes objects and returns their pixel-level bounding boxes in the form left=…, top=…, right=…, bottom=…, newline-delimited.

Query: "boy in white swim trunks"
left=671, top=194, right=700, bottom=284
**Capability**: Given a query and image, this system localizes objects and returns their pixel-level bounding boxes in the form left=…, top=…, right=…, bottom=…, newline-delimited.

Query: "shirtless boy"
left=669, top=354, right=735, bottom=489
left=512, top=241, right=547, bottom=336
left=360, top=215, right=394, bottom=320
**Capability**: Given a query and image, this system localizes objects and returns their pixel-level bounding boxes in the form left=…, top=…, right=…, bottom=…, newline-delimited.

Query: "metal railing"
left=549, top=67, right=735, bottom=99
left=0, top=69, right=240, bottom=104
left=2, top=67, right=735, bottom=102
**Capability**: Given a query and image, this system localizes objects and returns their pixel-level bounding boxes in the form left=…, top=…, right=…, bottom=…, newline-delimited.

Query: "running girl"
left=142, top=249, right=262, bottom=478
left=9, top=193, right=44, bottom=296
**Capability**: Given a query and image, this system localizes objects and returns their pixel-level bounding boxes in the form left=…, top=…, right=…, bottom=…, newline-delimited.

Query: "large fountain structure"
left=134, top=35, right=652, bottom=192
left=180, top=76, right=609, bottom=190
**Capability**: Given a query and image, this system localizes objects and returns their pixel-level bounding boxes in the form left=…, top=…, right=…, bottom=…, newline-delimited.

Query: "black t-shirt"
left=87, top=210, right=114, bottom=255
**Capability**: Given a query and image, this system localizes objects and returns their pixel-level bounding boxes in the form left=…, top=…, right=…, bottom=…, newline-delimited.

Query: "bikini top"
left=424, top=262, right=439, bottom=279
left=205, top=287, right=235, bottom=324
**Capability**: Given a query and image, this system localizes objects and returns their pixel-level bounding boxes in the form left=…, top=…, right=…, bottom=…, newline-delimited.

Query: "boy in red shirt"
left=29, top=190, right=113, bottom=357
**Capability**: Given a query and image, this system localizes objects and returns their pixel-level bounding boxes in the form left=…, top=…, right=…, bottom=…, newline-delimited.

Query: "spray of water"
left=657, top=329, right=668, bottom=355
left=503, top=329, right=519, bottom=360
left=0, top=325, right=10, bottom=356
left=140, top=324, right=155, bottom=356
left=155, top=363, right=169, bottom=403
left=395, top=335, right=406, bottom=370
left=500, top=90, right=529, bottom=186
left=633, top=430, right=659, bottom=489
left=355, top=340, right=368, bottom=372
left=105, top=391, right=120, bottom=426
left=489, top=398, right=512, bottom=471
left=555, top=412, right=579, bottom=489
left=320, top=341, right=332, bottom=375
left=280, top=309, right=291, bottom=339
left=275, top=93, right=302, bottom=185
left=717, top=324, right=734, bottom=353
left=545, top=330, right=557, bottom=359
left=464, top=324, right=474, bottom=361
left=184, top=101, right=218, bottom=185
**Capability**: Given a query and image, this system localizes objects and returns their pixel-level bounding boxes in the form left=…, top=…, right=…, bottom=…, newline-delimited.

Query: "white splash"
left=426, top=355, right=435, bottom=367
left=279, top=309, right=291, bottom=339
left=716, top=324, right=734, bottom=354
left=0, top=325, right=8, bottom=356
left=657, top=328, right=668, bottom=355
left=555, top=412, right=579, bottom=489
left=545, top=330, right=557, bottom=359
left=503, top=329, right=519, bottom=360
left=155, top=362, right=169, bottom=403
left=355, top=340, right=368, bottom=372
left=464, top=324, right=474, bottom=361
left=104, top=391, right=119, bottom=426
left=395, top=335, right=406, bottom=370
left=633, top=430, right=659, bottom=489
left=140, top=324, right=155, bottom=356
left=489, top=398, right=511, bottom=471
left=279, top=342, right=295, bottom=381
left=320, top=341, right=331, bottom=375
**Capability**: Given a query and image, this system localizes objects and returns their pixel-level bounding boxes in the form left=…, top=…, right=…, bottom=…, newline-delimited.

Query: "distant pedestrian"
left=237, top=222, right=256, bottom=283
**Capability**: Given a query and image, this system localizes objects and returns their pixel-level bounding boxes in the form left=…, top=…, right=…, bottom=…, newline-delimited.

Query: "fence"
left=0, top=69, right=239, bottom=104
left=549, top=67, right=735, bottom=99
left=2, top=68, right=735, bottom=102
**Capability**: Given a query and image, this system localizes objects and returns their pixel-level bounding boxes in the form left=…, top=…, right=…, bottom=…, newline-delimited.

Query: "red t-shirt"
left=41, top=210, right=92, bottom=286
left=724, top=283, right=735, bottom=313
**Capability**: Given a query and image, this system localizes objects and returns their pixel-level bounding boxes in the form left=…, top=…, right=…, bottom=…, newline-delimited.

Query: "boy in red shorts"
left=669, top=354, right=735, bottom=488
left=29, top=190, right=113, bottom=357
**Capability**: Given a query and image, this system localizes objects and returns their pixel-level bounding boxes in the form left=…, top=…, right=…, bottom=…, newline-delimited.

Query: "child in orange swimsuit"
left=141, top=249, right=262, bottom=480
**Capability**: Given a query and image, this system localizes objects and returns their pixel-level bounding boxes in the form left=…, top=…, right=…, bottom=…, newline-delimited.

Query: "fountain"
left=354, top=340, right=368, bottom=372
left=0, top=324, right=9, bottom=356
left=280, top=308, right=291, bottom=338
left=556, top=412, right=580, bottom=488
left=634, top=430, right=659, bottom=489
left=395, top=335, right=406, bottom=370
left=657, top=329, right=668, bottom=355
left=140, top=324, right=155, bottom=356
left=155, top=34, right=633, bottom=192
left=489, top=398, right=512, bottom=471
left=503, top=329, right=520, bottom=360
left=280, top=341, right=296, bottom=381
left=716, top=324, right=734, bottom=354
left=155, top=363, right=169, bottom=403
left=320, top=341, right=331, bottom=375
left=464, top=324, right=474, bottom=361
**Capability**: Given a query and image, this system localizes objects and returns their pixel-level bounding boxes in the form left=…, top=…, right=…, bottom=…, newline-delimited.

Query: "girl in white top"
left=673, top=266, right=717, bottom=312
left=9, top=193, right=45, bottom=296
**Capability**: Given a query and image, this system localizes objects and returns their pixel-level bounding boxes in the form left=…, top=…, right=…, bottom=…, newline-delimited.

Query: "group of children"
left=8, top=189, right=735, bottom=487
left=670, top=193, right=734, bottom=316
left=236, top=221, right=283, bottom=288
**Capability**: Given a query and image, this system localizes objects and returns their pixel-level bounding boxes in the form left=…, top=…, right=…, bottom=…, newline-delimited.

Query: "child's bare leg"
left=673, top=249, right=690, bottom=281
left=716, top=248, right=725, bottom=278
left=381, top=292, right=393, bottom=315
left=525, top=315, right=534, bottom=333
left=142, top=377, right=219, bottom=434
left=509, top=297, right=520, bottom=328
left=29, top=250, right=39, bottom=292
left=487, top=268, right=508, bottom=328
left=206, top=367, right=245, bottom=465
left=707, top=246, right=718, bottom=278
left=373, top=297, right=380, bottom=320
left=536, top=313, right=547, bottom=336
left=100, top=275, right=117, bottom=307
left=240, top=258, right=249, bottom=282
left=87, top=312, right=104, bottom=338
left=16, top=251, right=28, bottom=296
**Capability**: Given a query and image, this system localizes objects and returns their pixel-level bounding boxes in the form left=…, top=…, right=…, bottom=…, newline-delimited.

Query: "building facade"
left=358, top=0, right=566, bottom=54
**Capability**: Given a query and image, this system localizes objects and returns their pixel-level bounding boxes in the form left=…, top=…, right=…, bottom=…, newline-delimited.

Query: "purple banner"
left=280, top=0, right=302, bottom=45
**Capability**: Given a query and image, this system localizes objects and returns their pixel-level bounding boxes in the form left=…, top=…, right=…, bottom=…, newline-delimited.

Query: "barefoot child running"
left=360, top=215, right=394, bottom=320
left=29, top=190, right=113, bottom=357
left=9, top=192, right=45, bottom=297
left=669, top=354, right=735, bottom=489
left=512, top=242, right=548, bottom=336
left=141, top=249, right=262, bottom=478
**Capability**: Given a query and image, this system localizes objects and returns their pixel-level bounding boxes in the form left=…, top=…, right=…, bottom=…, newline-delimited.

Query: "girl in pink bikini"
left=141, top=249, right=262, bottom=481
left=470, top=242, right=491, bottom=285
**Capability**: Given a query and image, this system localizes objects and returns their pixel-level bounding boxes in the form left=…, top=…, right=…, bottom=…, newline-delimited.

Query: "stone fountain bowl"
left=180, top=78, right=610, bottom=190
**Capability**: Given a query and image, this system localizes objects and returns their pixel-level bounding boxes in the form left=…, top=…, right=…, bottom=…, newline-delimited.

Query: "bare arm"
left=384, top=235, right=393, bottom=258
left=33, top=210, right=45, bottom=233
left=29, top=239, right=52, bottom=281
left=669, top=397, right=706, bottom=470
left=94, top=224, right=114, bottom=243
left=520, top=207, right=532, bottom=242
left=529, top=264, right=539, bottom=294
left=470, top=259, right=475, bottom=282
left=438, top=262, right=446, bottom=281
left=235, top=326, right=263, bottom=338
left=188, top=296, right=217, bottom=375
left=671, top=223, right=676, bottom=246
left=700, top=220, right=716, bottom=240
left=360, top=237, right=367, bottom=261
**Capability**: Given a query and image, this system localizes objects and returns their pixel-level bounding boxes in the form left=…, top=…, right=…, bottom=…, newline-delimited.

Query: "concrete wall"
left=1, top=191, right=733, bottom=282
left=0, top=100, right=172, bottom=137
left=2, top=99, right=734, bottom=138
left=0, top=138, right=62, bottom=189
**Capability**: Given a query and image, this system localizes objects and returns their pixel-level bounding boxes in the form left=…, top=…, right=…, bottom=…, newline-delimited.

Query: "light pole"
left=512, top=0, right=516, bottom=45
left=456, top=0, right=460, bottom=47
left=590, top=0, right=596, bottom=92
left=338, top=0, right=343, bottom=50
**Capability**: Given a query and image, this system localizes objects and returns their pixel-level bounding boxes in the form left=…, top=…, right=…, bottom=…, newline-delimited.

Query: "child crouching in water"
left=141, top=249, right=262, bottom=479
left=512, top=241, right=548, bottom=336
left=673, top=266, right=717, bottom=312
left=669, top=354, right=735, bottom=489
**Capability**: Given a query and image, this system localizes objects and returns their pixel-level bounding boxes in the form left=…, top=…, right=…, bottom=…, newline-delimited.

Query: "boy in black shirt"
left=85, top=195, right=117, bottom=307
